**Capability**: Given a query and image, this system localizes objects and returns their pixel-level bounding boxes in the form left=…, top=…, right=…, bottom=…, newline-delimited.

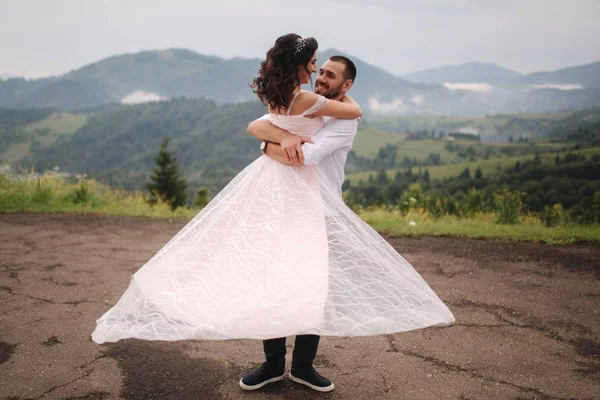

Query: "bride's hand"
left=281, top=135, right=313, bottom=165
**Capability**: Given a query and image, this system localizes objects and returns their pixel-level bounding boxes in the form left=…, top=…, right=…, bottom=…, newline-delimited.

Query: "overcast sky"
left=1, top=0, right=599, bottom=78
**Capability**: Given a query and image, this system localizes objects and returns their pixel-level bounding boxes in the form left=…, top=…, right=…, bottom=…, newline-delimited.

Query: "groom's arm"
left=247, top=115, right=291, bottom=143
left=247, top=117, right=311, bottom=165
left=301, top=119, right=359, bottom=165
left=264, top=120, right=358, bottom=166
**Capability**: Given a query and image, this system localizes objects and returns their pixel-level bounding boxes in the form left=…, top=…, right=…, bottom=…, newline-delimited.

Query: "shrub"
left=466, top=188, right=484, bottom=216
left=193, top=186, right=211, bottom=209
left=494, top=188, right=524, bottom=224
left=397, top=184, right=426, bottom=214
left=541, top=204, right=564, bottom=227
left=31, top=179, right=53, bottom=205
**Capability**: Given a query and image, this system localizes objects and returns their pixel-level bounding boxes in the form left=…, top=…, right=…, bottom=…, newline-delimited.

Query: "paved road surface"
left=1, top=213, right=599, bottom=399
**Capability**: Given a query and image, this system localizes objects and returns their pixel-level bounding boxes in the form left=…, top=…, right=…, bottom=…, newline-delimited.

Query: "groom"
left=240, top=55, right=359, bottom=393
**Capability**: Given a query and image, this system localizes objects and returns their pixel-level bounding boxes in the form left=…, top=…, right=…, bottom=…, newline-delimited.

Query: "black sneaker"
left=239, top=362, right=285, bottom=390
left=289, top=367, right=335, bottom=392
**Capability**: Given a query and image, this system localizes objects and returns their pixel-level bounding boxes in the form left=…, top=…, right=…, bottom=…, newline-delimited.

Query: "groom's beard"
left=315, top=81, right=344, bottom=99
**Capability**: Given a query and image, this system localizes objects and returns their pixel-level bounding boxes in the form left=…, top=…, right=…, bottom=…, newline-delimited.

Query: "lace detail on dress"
left=302, top=95, right=329, bottom=116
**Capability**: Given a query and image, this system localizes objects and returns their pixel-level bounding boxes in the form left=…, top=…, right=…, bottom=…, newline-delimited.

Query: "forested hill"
left=2, top=99, right=599, bottom=200
left=26, top=98, right=267, bottom=191
left=1, top=98, right=408, bottom=194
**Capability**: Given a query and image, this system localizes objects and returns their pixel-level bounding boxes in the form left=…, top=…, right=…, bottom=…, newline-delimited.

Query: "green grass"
left=2, top=172, right=598, bottom=245
left=0, top=173, right=196, bottom=219
left=360, top=209, right=600, bottom=245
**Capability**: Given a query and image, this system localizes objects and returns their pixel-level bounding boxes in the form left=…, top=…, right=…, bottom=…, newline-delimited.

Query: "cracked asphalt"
left=0, top=213, right=599, bottom=400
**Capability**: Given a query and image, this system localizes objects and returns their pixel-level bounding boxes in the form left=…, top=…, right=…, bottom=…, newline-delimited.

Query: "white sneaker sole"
left=289, top=373, right=335, bottom=392
left=238, top=374, right=285, bottom=391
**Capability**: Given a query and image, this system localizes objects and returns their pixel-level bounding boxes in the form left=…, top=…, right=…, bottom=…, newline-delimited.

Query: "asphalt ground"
left=1, top=213, right=599, bottom=400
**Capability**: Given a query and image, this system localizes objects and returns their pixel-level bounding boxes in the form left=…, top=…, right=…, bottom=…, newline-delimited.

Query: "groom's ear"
left=343, top=79, right=354, bottom=92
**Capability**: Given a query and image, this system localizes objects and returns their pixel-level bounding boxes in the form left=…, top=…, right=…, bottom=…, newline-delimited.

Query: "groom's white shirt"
left=261, top=114, right=359, bottom=197
left=302, top=116, right=358, bottom=197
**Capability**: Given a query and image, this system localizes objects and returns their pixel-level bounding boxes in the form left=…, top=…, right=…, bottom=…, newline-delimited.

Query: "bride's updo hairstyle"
left=251, top=33, right=318, bottom=112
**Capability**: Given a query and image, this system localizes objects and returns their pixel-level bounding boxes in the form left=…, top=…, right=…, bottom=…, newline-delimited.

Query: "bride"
left=92, top=33, right=454, bottom=345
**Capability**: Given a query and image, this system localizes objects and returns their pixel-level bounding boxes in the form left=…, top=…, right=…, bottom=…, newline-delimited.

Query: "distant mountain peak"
left=402, top=62, right=523, bottom=84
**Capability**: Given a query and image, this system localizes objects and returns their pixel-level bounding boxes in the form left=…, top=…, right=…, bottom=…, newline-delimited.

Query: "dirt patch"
left=103, top=340, right=237, bottom=400
left=42, top=336, right=63, bottom=347
left=0, top=342, right=17, bottom=365
left=62, top=392, right=110, bottom=400
left=388, top=236, right=600, bottom=278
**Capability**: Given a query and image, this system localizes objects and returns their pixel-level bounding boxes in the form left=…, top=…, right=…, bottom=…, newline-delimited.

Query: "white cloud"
left=533, top=84, right=584, bottom=91
left=442, top=83, right=493, bottom=92
left=459, top=127, right=480, bottom=135
left=368, top=97, right=407, bottom=114
left=411, top=95, right=426, bottom=105
left=121, top=90, right=166, bottom=105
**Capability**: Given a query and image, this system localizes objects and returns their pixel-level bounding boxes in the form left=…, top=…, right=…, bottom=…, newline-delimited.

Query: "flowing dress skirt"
left=92, top=156, right=454, bottom=343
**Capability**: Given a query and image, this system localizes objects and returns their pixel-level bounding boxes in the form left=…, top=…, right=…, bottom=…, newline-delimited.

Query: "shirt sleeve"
left=258, top=113, right=271, bottom=121
left=302, top=119, right=358, bottom=165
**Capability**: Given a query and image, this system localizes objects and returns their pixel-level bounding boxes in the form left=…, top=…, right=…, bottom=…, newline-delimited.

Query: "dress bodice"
left=269, top=93, right=328, bottom=138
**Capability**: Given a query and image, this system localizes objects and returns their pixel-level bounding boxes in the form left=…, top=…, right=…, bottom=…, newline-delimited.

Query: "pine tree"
left=422, top=169, right=431, bottom=184
left=459, top=167, right=471, bottom=180
left=147, top=138, right=187, bottom=210
left=376, top=169, right=389, bottom=185
left=193, top=186, right=211, bottom=209
left=474, top=167, right=483, bottom=180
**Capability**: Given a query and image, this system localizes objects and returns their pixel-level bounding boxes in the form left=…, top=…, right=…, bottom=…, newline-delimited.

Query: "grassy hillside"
left=352, top=126, right=407, bottom=157
left=367, top=109, right=600, bottom=141
left=0, top=112, right=86, bottom=164
left=347, top=146, right=600, bottom=184
left=1, top=101, right=597, bottom=199
left=24, top=112, right=87, bottom=136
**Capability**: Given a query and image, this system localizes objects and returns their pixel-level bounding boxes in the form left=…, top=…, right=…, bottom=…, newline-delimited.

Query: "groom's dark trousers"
left=264, top=335, right=320, bottom=371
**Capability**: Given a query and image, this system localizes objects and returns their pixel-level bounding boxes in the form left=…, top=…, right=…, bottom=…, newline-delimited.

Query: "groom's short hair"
left=329, top=55, right=357, bottom=83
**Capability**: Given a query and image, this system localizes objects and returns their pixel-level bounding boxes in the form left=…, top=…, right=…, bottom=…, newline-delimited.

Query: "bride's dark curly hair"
left=251, top=33, right=318, bottom=111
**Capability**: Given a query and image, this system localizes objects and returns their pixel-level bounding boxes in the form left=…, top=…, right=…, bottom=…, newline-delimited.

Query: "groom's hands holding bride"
left=247, top=119, right=312, bottom=166
left=280, top=135, right=313, bottom=165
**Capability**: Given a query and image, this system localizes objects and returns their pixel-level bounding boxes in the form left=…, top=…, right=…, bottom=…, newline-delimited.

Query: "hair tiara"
left=294, top=37, right=307, bottom=56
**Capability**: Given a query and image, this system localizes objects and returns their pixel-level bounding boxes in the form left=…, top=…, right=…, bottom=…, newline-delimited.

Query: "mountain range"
left=1, top=49, right=599, bottom=115
left=401, top=61, right=600, bottom=87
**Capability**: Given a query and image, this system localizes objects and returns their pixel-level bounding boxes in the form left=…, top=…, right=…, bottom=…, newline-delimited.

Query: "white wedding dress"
left=92, top=95, right=455, bottom=344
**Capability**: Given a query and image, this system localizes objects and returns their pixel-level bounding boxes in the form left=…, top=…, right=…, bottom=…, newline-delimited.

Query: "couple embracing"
left=92, top=33, right=455, bottom=393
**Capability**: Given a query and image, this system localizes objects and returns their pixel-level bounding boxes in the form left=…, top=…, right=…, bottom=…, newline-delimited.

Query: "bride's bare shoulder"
left=289, top=92, right=320, bottom=115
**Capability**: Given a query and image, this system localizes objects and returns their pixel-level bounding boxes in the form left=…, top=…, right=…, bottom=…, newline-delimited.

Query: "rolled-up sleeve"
left=303, top=119, right=358, bottom=165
